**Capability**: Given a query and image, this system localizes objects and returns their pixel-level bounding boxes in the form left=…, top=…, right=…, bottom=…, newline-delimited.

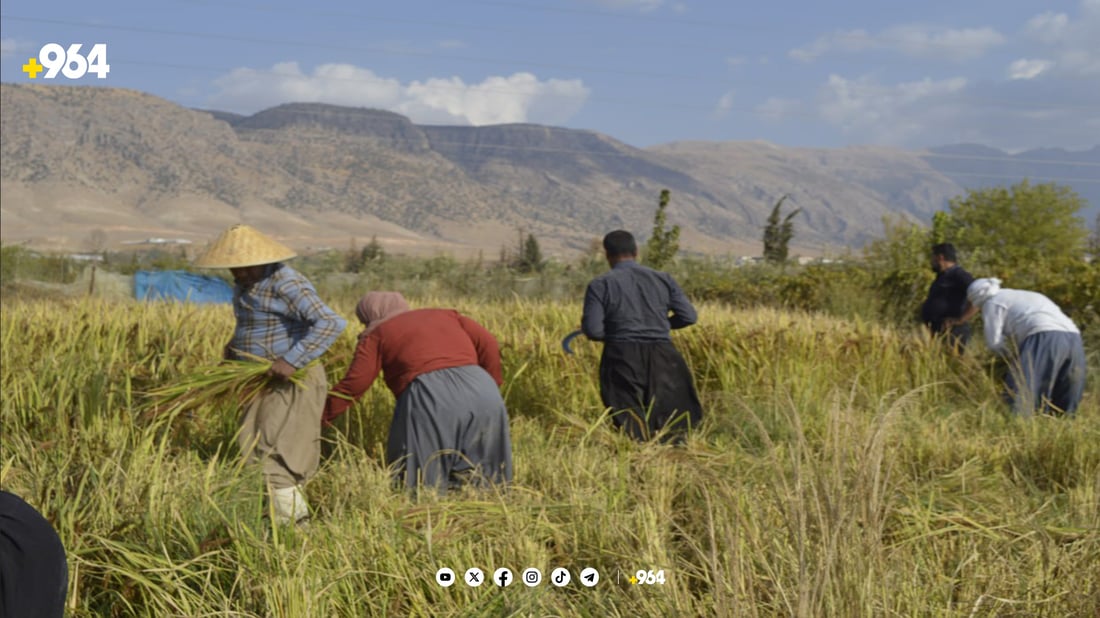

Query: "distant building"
left=120, top=238, right=193, bottom=246
left=798, top=256, right=840, bottom=265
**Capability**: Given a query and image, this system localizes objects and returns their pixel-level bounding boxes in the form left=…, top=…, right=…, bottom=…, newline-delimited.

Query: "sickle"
left=561, top=329, right=584, bottom=355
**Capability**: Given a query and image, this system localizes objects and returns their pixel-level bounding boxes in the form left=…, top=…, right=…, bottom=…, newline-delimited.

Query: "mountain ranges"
left=2, top=83, right=1095, bottom=257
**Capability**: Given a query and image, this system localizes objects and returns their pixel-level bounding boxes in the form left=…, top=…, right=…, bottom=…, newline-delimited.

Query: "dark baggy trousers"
left=1005, top=331, right=1087, bottom=417
left=599, top=340, right=703, bottom=441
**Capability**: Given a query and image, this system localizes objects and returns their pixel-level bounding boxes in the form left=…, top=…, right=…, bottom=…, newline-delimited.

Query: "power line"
left=188, top=0, right=1030, bottom=59
left=176, top=123, right=1100, bottom=185
left=99, top=57, right=716, bottom=114
left=109, top=55, right=1100, bottom=117
left=7, top=70, right=1095, bottom=176
left=466, top=0, right=757, bottom=29
left=4, top=13, right=1100, bottom=115
left=176, top=92, right=1100, bottom=171
left=200, top=98, right=1100, bottom=171
left=0, top=14, right=711, bottom=82
left=174, top=0, right=746, bottom=57
left=915, top=151, right=1100, bottom=168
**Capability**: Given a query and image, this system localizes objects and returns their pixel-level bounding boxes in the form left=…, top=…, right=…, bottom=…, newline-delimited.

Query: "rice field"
left=1, top=296, right=1098, bottom=617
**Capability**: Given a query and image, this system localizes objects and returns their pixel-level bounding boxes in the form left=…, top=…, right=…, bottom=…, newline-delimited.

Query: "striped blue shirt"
left=227, top=264, right=346, bottom=368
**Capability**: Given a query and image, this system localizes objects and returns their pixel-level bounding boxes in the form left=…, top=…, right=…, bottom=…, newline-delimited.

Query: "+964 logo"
left=23, top=43, right=110, bottom=80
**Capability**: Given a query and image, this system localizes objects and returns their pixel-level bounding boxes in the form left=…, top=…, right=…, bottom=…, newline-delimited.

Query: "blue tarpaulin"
left=134, top=270, right=234, bottom=304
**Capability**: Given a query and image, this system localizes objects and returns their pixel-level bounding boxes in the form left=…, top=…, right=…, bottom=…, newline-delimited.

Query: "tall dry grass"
left=1, top=297, right=1097, bottom=617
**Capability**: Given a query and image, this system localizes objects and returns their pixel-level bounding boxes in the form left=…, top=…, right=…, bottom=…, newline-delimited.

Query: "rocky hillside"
left=1, top=84, right=1094, bottom=256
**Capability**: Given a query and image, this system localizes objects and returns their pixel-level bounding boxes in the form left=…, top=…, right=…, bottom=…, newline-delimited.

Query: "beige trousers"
left=238, top=363, right=327, bottom=490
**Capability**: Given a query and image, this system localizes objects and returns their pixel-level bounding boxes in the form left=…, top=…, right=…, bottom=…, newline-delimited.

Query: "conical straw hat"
left=193, top=224, right=298, bottom=268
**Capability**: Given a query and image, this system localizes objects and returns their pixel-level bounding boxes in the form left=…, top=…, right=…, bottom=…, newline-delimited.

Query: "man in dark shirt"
left=920, top=243, right=974, bottom=350
left=581, top=230, right=703, bottom=441
left=1, top=491, right=67, bottom=618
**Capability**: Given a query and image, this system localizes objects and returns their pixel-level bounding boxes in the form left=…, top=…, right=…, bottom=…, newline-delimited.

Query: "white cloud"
left=789, top=29, right=873, bottom=61
left=817, top=74, right=968, bottom=143
left=1060, top=49, right=1100, bottom=74
left=801, top=69, right=1099, bottom=150
left=1023, top=2, right=1100, bottom=76
left=766, top=3, right=1100, bottom=150
left=755, top=97, right=802, bottom=121
left=725, top=56, right=748, bottom=67
left=713, top=90, right=735, bottom=117
left=1025, top=11, right=1070, bottom=43
left=1, top=38, right=27, bottom=59
left=208, top=62, right=590, bottom=126
left=1008, top=58, right=1053, bottom=80
left=790, top=25, right=1005, bottom=62
left=400, top=73, right=589, bottom=125
left=585, top=0, right=664, bottom=11
left=889, top=26, right=1005, bottom=59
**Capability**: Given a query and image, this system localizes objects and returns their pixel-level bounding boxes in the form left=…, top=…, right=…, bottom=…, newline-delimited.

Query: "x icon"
left=465, top=567, right=485, bottom=587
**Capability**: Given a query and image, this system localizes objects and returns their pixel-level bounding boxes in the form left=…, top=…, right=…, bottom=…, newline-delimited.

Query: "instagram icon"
left=522, top=567, right=542, bottom=587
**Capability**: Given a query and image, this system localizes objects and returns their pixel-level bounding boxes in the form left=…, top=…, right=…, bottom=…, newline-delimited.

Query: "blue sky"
left=2, top=0, right=1098, bottom=150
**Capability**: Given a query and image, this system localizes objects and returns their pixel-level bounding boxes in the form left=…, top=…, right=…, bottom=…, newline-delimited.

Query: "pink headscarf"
left=355, top=291, right=411, bottom=335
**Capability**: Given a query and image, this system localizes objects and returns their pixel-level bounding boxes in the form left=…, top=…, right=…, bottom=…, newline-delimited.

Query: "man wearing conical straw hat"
left=195, top=224, right=347, bottom=525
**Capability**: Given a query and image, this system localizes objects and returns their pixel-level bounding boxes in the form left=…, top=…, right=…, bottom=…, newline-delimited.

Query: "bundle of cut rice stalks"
left=139, top=353, right=316, bottom=420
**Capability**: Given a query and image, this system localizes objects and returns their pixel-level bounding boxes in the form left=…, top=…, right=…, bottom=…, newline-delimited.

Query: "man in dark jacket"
left=920, top=243, right=974, bottom=350
left=581, top=230, right=703, bottom=441
left=1, top=491, right=67, bottom=618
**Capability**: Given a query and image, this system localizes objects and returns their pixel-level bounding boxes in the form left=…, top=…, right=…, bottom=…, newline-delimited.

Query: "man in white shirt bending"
left=955, top=278, right=1086, bottom=417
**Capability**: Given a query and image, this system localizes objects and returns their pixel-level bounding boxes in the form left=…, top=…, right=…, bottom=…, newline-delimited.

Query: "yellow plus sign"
left=629, top=575, right=638, bottom=585
left=23, top=57, right=44, bottom=79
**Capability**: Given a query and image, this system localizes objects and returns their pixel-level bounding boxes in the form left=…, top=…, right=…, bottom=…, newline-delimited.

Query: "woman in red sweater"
left=324, top=292, right=513, bottom=492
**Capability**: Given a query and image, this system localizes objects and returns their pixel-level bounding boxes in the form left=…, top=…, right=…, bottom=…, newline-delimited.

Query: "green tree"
left=939, top=180, right=1088, bottom=284
left=763, top=195, right=800, bottom=264
left=643, top=189, right=680, bottom=270
left=85, top=228, right=108, bottom=253
left=863, top=217, right=935, bottom=324
left=576, top=237, right=606, bottom=276
left=343, top=237, right=360, bottom=273
left=930, top=211, right=951, bottom=245
left=359, top=235, right=385, bottom=266
left=1089, top=212, right=1099, bottom=261
left=517, top=232, right=544, bottom=273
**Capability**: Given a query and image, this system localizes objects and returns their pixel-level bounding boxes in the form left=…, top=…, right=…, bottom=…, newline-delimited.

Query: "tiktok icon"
left=550, top=567, right=571, bottom=587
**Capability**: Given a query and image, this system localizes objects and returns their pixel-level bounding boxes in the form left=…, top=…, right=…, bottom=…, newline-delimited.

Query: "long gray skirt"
left=387, top=365, right=513, bottom=492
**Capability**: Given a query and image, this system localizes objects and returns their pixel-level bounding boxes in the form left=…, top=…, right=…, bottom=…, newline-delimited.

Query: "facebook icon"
left=493, top=567, right=513, bottom=587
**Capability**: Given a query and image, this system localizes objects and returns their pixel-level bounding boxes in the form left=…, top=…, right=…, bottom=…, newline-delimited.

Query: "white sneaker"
left=271, top=486, right=310, bottom=525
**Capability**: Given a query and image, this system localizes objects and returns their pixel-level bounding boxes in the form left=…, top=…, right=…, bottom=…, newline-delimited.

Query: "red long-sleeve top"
left=324, top=309, right=503, bottom=422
